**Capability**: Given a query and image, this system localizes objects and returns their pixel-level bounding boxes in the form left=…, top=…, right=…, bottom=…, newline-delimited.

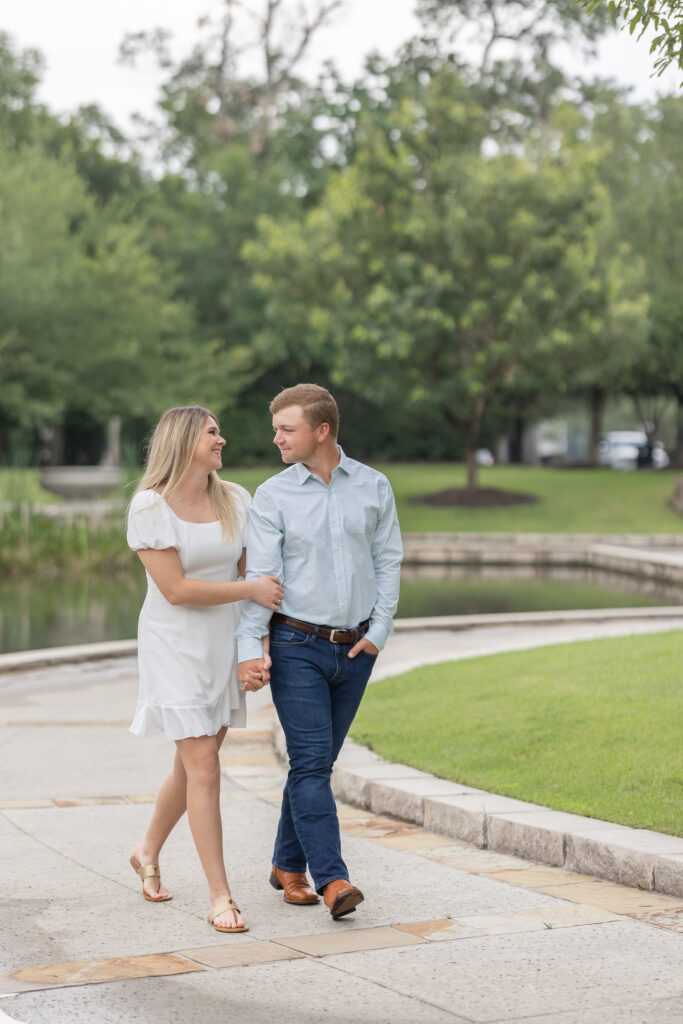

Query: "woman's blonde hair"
left=130, top=405, right=238, bottom=538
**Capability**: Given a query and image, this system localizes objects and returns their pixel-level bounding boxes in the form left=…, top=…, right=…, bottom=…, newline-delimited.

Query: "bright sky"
left=1, top=0, right=678, bottom=133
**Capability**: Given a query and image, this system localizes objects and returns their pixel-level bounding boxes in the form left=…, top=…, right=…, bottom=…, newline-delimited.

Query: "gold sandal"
left=207, top=898, right=248, bottom=932
left=129, top=855, right=172, bottom=902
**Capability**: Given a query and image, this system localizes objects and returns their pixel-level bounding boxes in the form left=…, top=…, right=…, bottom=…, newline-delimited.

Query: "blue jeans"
left=269, top=622, right=377, bottom=893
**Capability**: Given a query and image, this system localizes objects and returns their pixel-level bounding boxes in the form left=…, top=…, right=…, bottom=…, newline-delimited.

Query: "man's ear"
left=317, top=422, right=330, bottom=443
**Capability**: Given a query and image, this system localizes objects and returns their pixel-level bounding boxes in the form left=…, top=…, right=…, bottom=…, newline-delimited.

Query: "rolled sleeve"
left=236, top=488, right=284, bottom=663
left=366, top=478, right=402, bottom=651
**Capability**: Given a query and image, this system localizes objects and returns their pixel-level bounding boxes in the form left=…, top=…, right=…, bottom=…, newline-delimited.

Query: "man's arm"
left=349, top=476, right=402, bottom=658
left=236, top=488, right=284, bottom=663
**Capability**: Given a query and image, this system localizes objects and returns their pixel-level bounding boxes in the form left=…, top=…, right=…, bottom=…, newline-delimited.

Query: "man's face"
left=272, top=404, right=322, bottom=464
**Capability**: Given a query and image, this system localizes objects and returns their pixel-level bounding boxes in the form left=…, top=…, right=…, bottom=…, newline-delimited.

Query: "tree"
left=577, top=89, right=683, bottom=464
left=0, top=147, right=195, bottom=458
left=120, top=0, right=345, bottom=163
left=579, top=0, right=683, bottom=76
left=0, top=32, right=44, bottom=148
left=416, top=0, right=607, bottom=73
left=245, top=67, right=648, bottom=486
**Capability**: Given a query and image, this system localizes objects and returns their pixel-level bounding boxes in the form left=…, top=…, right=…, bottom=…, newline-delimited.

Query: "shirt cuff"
left=365, top=622, right=389, bottom=652
left=237, top=637, right=267, bottom=663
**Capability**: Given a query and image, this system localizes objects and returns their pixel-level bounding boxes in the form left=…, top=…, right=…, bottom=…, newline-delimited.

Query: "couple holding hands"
left=126, top=384, right=402, bottom=933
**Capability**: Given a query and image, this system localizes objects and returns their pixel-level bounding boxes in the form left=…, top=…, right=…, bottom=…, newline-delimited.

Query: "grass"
left=374, top=463, right=683, bottom=534
left=1, top=463, right=682, bottom=534
left=1, top=463, right=681, bottom=578
left=228, top=463, right=683, bottom=534
left=350, top=631, right=683, bottom=836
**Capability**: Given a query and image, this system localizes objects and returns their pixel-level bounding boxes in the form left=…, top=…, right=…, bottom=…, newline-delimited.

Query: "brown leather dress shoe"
left=323, top=879, right=364, bottom=920
left=269, top=866, right=319, bottom=905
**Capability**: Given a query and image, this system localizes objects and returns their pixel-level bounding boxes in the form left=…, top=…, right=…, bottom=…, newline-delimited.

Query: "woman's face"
left=193, top=416, right=226, bottom=471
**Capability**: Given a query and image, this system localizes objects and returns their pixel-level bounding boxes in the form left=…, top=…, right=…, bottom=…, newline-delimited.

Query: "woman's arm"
left=137, top=547, right=282, bottom=609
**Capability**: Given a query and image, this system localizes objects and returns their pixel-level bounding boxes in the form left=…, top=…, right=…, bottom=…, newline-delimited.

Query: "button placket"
left=328, top=485, right=347, bottom=621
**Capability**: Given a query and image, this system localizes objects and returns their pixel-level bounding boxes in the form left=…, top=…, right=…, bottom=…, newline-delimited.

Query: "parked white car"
left=598, top=431, right=669, bottom=470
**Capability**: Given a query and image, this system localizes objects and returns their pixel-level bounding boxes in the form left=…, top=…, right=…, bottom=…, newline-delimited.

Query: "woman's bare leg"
left=176, top=729, right=243, bottom=928
left=131, top=746, right=188, bottom=898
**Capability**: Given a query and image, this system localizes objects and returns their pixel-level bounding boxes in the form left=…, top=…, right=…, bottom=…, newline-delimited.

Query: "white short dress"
left=126, top=485, right=251, bottom=740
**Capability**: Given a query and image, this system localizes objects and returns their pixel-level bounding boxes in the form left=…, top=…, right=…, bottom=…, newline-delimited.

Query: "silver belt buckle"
left=329, top=628, right=339, bottom=643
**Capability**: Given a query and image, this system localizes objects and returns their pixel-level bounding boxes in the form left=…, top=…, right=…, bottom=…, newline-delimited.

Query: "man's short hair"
left=269, top=384, right=339, bottom=438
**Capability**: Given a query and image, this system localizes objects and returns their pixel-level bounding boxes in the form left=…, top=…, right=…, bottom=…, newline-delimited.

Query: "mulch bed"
left=411, top=487, right=539, bottom=508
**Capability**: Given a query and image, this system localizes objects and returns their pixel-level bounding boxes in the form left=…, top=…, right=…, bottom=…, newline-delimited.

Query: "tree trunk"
left=464, top=392, right=487, bottom=491
left=103, top=415, right=122, bottom=467
left=674, top=390, right=683, bottom=469
left=587, top=387, right=605, bottom=467
left=509, top=416, right=525, bottom=464
left=46, top=423, right=65, bottom=466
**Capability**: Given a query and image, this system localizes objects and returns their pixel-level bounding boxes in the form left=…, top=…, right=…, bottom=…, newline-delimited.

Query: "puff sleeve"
left=127, top=490, right=177, bottom=551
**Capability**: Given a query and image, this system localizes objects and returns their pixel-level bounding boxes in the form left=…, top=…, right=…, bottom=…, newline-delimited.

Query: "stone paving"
left=1, top=619, right=682, bottom=1023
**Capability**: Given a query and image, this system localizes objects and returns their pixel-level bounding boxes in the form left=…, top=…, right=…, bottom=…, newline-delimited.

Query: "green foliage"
left=0, top=144, right=197, bottom=434
left=0, top=505, right=129, bottom=575
left=0, top=20, right=680, bottom=470
left=0, top=31, right=43, bottom=147
left=352, top=631, right=683, bottom=835
left=244, top=66, right=649, bottom=484
left=580, top=0, right=683, bottom=75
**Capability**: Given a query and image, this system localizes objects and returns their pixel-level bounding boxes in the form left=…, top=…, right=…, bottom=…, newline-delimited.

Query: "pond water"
left=1, top=565, right=681, bottom=655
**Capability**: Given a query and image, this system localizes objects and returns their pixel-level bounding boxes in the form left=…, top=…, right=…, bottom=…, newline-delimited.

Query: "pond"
left=1, top=565, right=681, bottom=655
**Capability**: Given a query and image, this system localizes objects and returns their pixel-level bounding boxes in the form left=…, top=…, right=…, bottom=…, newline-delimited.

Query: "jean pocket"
left=270, top=626, right=310, bottom=647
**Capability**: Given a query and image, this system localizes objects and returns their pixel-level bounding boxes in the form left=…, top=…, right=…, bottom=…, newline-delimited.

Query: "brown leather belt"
left=272, top=613, right=370, bottom=644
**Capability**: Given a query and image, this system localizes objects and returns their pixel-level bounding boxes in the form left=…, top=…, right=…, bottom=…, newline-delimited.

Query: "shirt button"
left=331, top=518, right=337, bottom=523
left=337, top=573, right=342, bottom=579
left=335, top=546, right=339, bottom=551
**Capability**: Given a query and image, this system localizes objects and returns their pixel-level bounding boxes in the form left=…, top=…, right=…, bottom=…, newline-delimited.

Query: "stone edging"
left=273, top=725, right=683, bottom=899
left=402, top=535, right=683, bottom=585
left=2, top=606, right=682, bottom=673
left=0, top=640, right=137, bottom=674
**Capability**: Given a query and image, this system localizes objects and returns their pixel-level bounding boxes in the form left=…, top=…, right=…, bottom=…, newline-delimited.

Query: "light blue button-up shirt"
left=236, top=448, right=402, bottom=662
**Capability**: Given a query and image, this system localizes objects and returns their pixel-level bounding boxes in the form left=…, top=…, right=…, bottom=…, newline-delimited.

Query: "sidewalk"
left=1, top=619, right=682, bottom=1023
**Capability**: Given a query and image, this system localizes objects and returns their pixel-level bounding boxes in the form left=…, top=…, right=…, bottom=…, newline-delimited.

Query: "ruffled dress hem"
left=129, top=701, right=246, bottom=740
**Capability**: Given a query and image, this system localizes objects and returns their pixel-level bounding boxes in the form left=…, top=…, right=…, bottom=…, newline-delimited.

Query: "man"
left=237, top=384, right=402, bottom=920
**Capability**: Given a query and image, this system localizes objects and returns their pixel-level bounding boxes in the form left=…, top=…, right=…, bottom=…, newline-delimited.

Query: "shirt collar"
left=294, top=445, right=350, bottom=485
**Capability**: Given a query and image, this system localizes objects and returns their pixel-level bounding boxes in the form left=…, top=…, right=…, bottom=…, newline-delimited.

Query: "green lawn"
left=230, top=463, right=683, bottom=533
left=2, top=463, right=682, bottom=534
left=351, top=631, right=683, bottom=836
left=375, top=463, right=683, bottom=534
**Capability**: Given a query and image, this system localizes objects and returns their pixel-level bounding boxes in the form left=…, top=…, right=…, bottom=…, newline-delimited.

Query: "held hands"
left=348, top=637, right=379, bottom=659
left=248, top=576, right=283, bottom=611
left=238, top=651, right=272, bottom=692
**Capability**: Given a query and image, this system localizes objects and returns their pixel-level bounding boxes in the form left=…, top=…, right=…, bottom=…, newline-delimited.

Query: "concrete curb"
left=392, top=605, right=683, bottom=632
left=0, top=640, right=137, bottom=674
left=402, top=535, right=683, bottom=585
left=2, top=606, right=682, bottom=673
left=273, top=725, right=683, bottom=899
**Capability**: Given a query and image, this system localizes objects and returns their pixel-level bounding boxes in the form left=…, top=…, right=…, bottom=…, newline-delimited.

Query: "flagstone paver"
left=12, top=954, right=202, bottom=988
left=395, top=903, right=620, bottom=939
left=179, top=941, right=305, bottom=968
left=273, top=926, right=427, bottom=957
left=536, top=880, right=683, bottom=914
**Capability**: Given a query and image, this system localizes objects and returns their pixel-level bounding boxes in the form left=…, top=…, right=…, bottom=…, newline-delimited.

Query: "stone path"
left=1, top=619, right=682, bottom=1023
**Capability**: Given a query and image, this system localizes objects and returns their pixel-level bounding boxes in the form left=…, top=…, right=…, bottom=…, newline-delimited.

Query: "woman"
left=126, top=405, right=281, bottom=933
